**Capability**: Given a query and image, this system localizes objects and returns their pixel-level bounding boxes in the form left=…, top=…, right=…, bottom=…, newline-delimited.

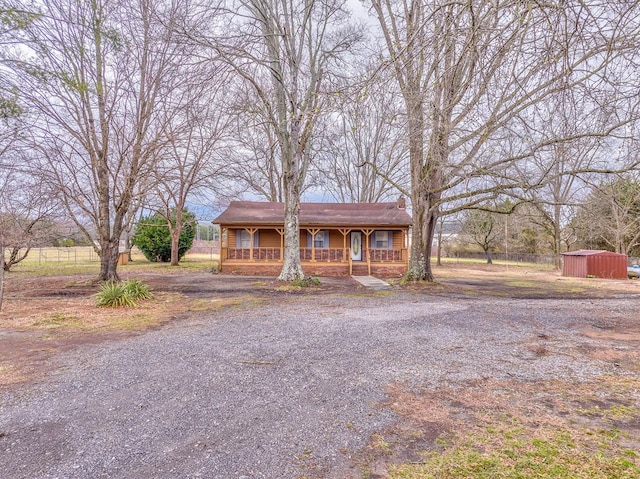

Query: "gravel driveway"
left=0, top=286, right=637, bottom=478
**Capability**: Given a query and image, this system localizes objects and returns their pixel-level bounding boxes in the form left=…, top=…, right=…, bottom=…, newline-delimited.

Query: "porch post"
left=246, top=228, right=258, bottom=261
left=363, top=229, right=374, bottom=275
left=338, top=229, right=351, bottom=263
left=307, top=228, right=320, bottom=262
left=219, top=226, right=227, bottom=271
left=276, top=228, right=284, bottom=262
left=404, top=228, right=409, bottom=265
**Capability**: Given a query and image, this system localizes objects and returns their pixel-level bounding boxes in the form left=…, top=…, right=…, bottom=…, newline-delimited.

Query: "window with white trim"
left=308, top=230, right=329, bottom=249
left=374, top=230, right=391, bottom=249
left=236, top=230, right=258, bottom=248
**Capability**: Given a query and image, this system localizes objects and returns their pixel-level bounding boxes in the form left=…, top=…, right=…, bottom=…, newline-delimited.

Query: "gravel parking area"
left=1, top=283, right=639, bottom=478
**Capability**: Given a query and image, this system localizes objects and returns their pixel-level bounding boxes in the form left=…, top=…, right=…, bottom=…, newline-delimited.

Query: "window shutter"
left=307, top=231, right=312, bottom=248
left=388, top=231, right=393, bottom=250
left=254, top=231, right=259, bottom=247
left=236, top=230, right=242, bottom=248
left=324, top=230, right=329, bottom=248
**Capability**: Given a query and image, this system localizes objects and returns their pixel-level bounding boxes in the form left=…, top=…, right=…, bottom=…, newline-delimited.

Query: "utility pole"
left=505, top=216, right=509, bottom=272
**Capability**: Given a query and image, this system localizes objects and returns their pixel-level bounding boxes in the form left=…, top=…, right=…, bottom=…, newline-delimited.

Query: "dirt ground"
left=1, top=264, right=639, bottom=477
left=0, top=269, right=367, bottom=389
left=2, top=263, right=639, bottom=392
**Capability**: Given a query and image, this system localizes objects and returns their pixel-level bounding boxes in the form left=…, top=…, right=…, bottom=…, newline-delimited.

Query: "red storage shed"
left=562, top=250, right=628, bottom=279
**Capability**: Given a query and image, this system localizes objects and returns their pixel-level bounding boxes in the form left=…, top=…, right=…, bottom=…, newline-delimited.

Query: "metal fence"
left=4, top=246, right=220, bottom=265
left=443, top=252, right=556, bottom=265
left=28, top=247, right=100, bottom=264
left=446, top=253, right=640, bottom=267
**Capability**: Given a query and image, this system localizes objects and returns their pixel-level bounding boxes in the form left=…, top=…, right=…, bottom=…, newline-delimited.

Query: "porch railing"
left=368, top=248, right=406, bottom=262
left=226, top=247, right=282, bottom=260
left=223, top=247, right=407, bottom=263
left=299, top=248, right=346, bottom=262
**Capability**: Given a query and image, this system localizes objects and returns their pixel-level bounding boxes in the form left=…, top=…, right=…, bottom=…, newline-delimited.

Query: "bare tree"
left=0, top=76, right=25, bottom=310
left=210, top=0, right=364, bottom=280
left=459, top=208, right=503, bottom=264
left=576, top=174, right=640, bottom=256
left=224, top=78, right=328, bottom=204
left=0, top=141, right=58, bottom=310
left=318, top=64, right=408, bottom=203
left=224, top=80, right=284, bottom=202
left=370, top=0, right=640, bottom=281
left=5, top=0, right=191, bottom=281
left=150, top=69, right=231, bottom=266
left=519, top=69, right=636, bottom=268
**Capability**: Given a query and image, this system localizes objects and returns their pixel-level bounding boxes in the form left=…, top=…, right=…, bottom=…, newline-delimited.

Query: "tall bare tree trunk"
left=99, top=240, right=121, bottom=282
left=405, top=89, right=430, bottom=280
left=0, top=241, right=5, bottom=311
left=170, top=208, right=183, bottom=266
left=553, top=202, right=562, bottom=269
left=281, top=194, right=303, bottom=279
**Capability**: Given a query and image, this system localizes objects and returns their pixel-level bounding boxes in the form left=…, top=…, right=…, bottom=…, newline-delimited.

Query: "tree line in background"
left=455, top=174, right=640, bottom=267
left=1, top=0, right=640, bottom=283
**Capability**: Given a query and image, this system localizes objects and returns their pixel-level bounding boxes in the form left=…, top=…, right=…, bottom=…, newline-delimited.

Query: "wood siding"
left=392, top=231, right=404, bottom=249
left=329, top=230, right=344, bottom=248
left=227, top=229, right=237, bottom=247
left=258, top=229, right=281, bottom=248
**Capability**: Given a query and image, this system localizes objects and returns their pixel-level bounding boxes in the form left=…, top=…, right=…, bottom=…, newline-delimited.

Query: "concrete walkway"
left=351, top=275, right=392, bottom=289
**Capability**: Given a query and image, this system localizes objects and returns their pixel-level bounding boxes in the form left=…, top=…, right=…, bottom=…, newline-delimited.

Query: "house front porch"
left=219, top=245, right=409, bottom=277
left=213, top=200, right=413, bottom=278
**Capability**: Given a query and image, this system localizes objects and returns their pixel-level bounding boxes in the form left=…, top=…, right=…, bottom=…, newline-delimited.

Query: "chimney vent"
left=397, top=196, right=406, bottom=209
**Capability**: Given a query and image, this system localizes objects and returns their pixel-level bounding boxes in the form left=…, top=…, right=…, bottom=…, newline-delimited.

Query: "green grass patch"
left=290, top=277, right=321, bottom=287
left=579, top=404, right=639, bottom=421
left=389, top=421, right=639, bottom=479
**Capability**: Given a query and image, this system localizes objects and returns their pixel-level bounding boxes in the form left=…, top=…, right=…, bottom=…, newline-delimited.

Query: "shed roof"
left=213, top=201, right=412, bottom=227
left=562, top=249, right=626, bottom=257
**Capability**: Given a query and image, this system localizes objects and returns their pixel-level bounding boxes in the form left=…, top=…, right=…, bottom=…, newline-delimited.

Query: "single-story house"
left=562, top=249, right=628, bottom=279
left=212, top=199, right=412, bottom=277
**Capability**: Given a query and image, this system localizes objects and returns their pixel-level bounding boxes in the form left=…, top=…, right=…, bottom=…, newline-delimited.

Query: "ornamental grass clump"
left=95, top=279, right=152, bottom=307
left=122, top=279, right=152, bottom=301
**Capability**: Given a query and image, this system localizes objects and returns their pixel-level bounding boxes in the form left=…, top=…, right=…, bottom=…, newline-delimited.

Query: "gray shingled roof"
left=213, top=201, right=412, bottom=227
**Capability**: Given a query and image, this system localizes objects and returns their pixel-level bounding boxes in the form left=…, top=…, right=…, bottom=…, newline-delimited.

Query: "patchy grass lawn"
left=375, top=377, right=640, bottom=479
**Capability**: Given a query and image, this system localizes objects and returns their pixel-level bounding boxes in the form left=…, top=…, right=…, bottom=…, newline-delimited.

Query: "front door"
left=351, top=232, right=362, bottom=261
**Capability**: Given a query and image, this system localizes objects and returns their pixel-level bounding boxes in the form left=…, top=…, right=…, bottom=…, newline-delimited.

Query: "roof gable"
left=213, top=201, right=412, bottom=227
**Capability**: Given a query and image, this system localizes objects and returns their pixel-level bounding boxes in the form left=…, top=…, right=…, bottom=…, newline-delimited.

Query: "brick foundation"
left=220, top=262, right=407, bottom=278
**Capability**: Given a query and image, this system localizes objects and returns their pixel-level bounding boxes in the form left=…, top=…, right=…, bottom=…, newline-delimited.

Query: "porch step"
left=351, top=264, right=370, bottom=275
left=351, top=275, right=391, bottom=290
